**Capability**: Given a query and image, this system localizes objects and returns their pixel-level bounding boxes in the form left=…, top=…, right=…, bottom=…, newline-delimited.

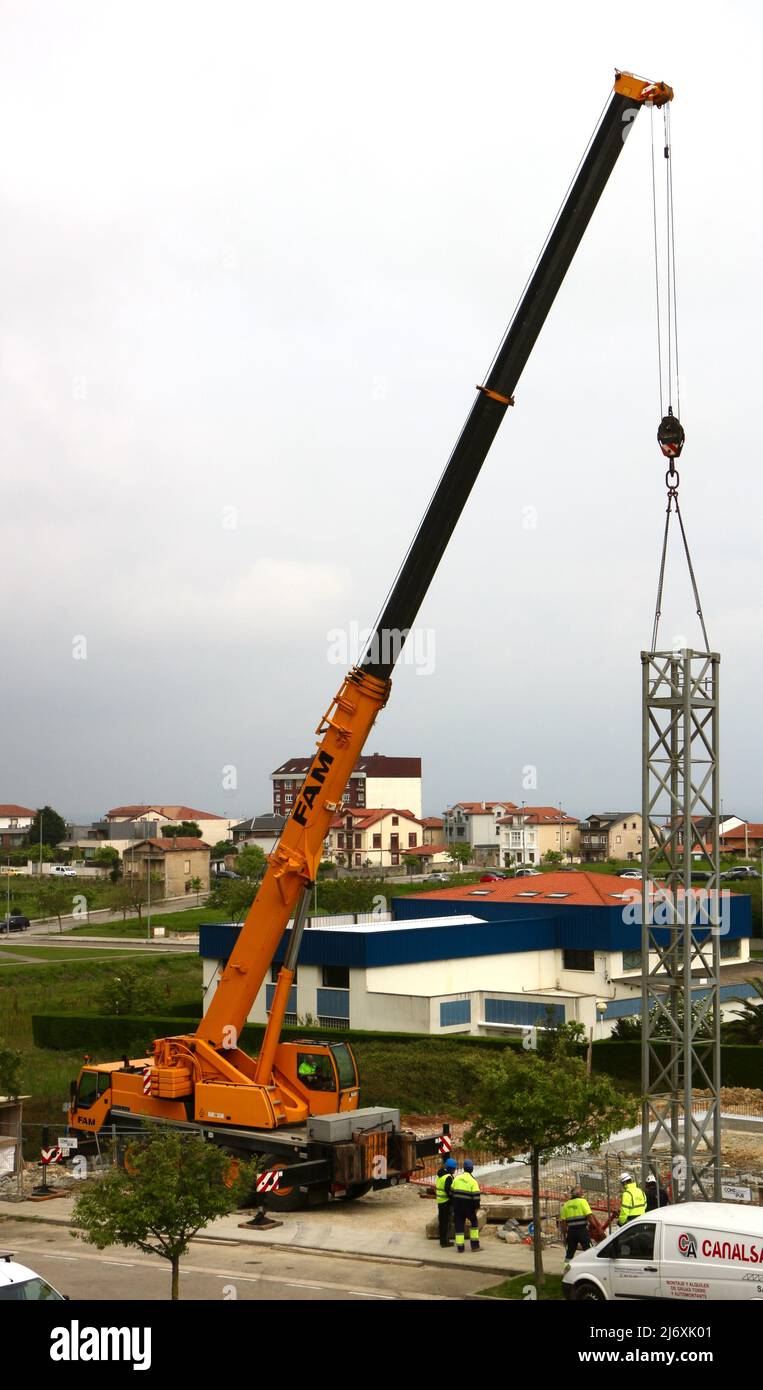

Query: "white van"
left=49, top=865, right=76, bottom=877
left=563, top=1202, right=763, bottom=1301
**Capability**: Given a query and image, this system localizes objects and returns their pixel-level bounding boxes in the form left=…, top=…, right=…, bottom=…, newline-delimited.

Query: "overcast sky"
left=1, top=0, right=760, bottom=825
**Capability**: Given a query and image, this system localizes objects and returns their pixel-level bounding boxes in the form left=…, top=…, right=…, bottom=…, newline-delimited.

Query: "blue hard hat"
left=463, top=1159, right=474, bottom=1172
left=444, top=1158, right=457, bottom=1172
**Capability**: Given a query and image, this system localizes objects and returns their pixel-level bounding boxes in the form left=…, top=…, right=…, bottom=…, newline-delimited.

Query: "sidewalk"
left=0, top=1194, right=564, bottom=1278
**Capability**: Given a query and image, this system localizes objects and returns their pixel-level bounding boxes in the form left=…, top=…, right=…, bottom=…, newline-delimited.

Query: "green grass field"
left=66, top=905, right=229, bottom=938
left=0, top=951, right=202, bottom=1136
left=0, top=944, right=150, bottom=963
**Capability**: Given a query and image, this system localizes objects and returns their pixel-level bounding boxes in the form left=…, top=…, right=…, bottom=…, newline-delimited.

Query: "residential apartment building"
left=442, top=802, right=517, bottom=866
left=324, top=807, right=425, bottom=870
left=498, top=807, right=580, bottom=866
left=0, top=804, right=35, bottom=850
left=579, top=811, right=650, bottom=862
left=272, top=755, right=422, bottom=820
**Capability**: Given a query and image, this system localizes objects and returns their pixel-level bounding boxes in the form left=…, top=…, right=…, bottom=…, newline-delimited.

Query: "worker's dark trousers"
left=453, top=1205, right=480, bottom=1249
left=565, top=1223, right=591, bottom=1261
left=437, top=1202, right=453, bottom=1247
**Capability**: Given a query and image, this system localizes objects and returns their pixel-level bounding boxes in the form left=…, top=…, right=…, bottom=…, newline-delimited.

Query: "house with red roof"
left=497, top=806, right=581, bottom=866
left=0, top=804, right=36, bottom=850
left=324, top=807, right=448, bottom=870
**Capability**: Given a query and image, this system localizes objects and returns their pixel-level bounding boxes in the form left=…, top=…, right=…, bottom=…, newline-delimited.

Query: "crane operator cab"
left=275, top=1040, right=360, bottom=1115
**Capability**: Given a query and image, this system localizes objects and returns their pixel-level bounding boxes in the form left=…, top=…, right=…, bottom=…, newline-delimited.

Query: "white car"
left=514, top=867, right=541, bottom=878
left=0, top=1252, right=67, bottom=1301
left=563, top=1202, right=763, bottom=1301
left=50, top=865, right=77, bottom=877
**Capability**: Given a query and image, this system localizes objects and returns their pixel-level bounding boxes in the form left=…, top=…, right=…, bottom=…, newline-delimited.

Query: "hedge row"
left=31, top=1013, right=524, bottom=1056
left=591, top=1040, right=763, bottom=1089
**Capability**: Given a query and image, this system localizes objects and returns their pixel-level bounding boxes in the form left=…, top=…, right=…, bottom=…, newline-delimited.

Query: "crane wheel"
left=256, top=1155, right=310, bottom=1212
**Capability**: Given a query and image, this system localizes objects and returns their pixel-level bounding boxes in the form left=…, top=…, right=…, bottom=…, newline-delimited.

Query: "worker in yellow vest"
left=560, top=1186, right=592, bottom=1262
left=617, top=1172, right=647, bottom=1225
left=434, top=1157, right=456, bottom=1247
left=450, top=1159, right=481, bottom=1252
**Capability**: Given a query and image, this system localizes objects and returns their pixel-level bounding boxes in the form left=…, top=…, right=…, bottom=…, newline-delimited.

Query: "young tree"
left=190, top=876, right=203, bottom=904
left=211, top=839, right=235, bottom=861
left=448, top=841, right=471, bottom=873
left=30, top=806, right=68, bottom=848
left=161, top=822, right=202, bottom=840
left=93, top=846, right=121, bottom=883
left=72, top=1127, right=255, bottom=1299
left=97, top=964, right=164, bottom=1016
left=466, top=1049, right=637, bottom=1286
left=115, top=873, right=163, bottom=926
left=542, top=849, right=563, bottom=865
left=403, top=854, right=424, bottom=876
left=236, top=845, right=267, bottom=881
left=35, top=879, right=75, bottom=933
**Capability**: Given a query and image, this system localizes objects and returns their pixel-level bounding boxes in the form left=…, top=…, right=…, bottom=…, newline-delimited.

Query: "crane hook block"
left=657, top=410, right=685, bottom=460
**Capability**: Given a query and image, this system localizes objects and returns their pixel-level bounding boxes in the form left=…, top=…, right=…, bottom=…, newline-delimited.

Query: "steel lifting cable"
left=649, top=101, right=709, bottom=654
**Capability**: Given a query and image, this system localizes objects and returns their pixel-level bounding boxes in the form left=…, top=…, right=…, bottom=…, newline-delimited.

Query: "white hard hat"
left=619, top=1171, right=633, bottom=1184
left=645, top=1175, right=657, bottom=1184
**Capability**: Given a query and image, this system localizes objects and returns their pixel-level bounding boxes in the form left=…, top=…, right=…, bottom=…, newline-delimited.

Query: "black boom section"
left=362, top=90, right=641, bottom=680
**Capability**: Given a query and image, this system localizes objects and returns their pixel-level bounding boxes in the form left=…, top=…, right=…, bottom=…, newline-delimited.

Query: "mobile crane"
left=67, top=71, right=674, bottom=1207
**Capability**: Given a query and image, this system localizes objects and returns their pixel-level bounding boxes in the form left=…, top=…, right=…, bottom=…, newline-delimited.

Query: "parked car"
left=480, top=872, right=507, bottom=882
left=425, top=872, right=450, bottom=883
left=49, top=865, right=76, bottom=877
left=514, top=868, right=541, bottom=878
left=562, top=1202, right=763, bottom=1302
left=0, top=913, right=30, bottom=934
left=618, top=869, right=641, bottom=879
left=0, top=1252, right=67, bottom=1301
left=721, top=866, right=761, bottom=881
left=213, top=869, right=241, bottom=880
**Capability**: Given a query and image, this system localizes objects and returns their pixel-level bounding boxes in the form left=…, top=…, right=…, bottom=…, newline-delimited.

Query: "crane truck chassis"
left=65, top=70, right=674, bottom=1208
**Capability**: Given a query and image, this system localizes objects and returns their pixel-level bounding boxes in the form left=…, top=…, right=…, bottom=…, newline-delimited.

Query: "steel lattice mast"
left=641, top=649, right=722, bottom=1200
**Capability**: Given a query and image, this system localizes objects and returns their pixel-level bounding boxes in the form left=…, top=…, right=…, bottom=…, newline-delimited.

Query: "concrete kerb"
left=0, top=1197, right=556, bottom=1278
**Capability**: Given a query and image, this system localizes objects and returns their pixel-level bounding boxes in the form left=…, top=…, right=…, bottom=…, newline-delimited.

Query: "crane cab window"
left=76, top=1070, right=111, bottom=1109
left=330, top=1043, right=357, bottom=1089
left=296, top=1053, right=336, bottom=1091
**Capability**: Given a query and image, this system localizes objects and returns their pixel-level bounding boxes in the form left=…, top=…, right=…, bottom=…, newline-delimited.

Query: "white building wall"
left=364, top=777, right=422, bottom=819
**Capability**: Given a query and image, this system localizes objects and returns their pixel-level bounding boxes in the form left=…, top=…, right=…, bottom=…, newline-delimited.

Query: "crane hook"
left=657, top=406, right=685, bottom=460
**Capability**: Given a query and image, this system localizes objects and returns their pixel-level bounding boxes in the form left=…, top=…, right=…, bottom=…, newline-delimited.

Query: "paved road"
left=16, top=894, right=211, bottom=938
left=0, top=1219, right=487, bottom=1301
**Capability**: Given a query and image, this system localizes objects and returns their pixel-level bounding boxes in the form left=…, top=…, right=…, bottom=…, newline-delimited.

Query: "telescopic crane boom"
left=68, top=72, right=673, bottom=1201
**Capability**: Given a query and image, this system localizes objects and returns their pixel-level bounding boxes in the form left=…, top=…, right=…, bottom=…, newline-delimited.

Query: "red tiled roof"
left=721, top=823, right=763, bottom=842
left=421, top=816, right=444, bottom=828
left=330, top=807, right=420, bottom=830
left=411, top=871, right=643, bottom=909
left=448, top=801, right=517, bottom=815
left=0, top=804, right=35, bottom=817
left=497, top=806, right=578, bottom=826
left=107, top=805, right=225, bottom=821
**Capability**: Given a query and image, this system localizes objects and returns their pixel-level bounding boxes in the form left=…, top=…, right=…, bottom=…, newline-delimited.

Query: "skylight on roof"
left=517, top=890, right=540, bottom=897
left=468, top=889, right=491, bottom=896
left=545, top=892, right=570, bottom=899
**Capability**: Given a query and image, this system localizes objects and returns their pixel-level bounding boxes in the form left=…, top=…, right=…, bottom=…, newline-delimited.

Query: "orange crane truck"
left=66, top=71, right=673, bottom=1209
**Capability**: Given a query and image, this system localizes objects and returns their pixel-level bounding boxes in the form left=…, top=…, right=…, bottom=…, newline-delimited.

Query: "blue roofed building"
left=199, top=872, right=755, bottom=1038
